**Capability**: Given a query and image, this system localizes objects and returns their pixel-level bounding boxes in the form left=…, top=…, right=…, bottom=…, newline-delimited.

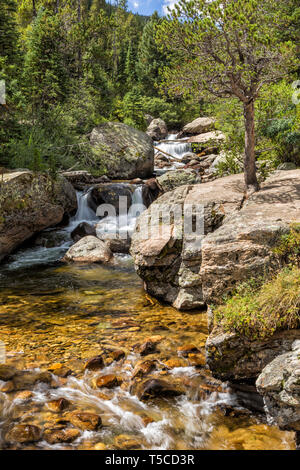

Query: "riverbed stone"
left=0, top=364, right=17, bottom=381
left=11, top=370, right=52, bottom=391
left=84, top=355, right=105, bottom=371
left=5, top=424, right=42, bottom=444
left=95, top=374, right=120, bottom=389
left=114, top=434, right=141, bottom=450
left=62, top=236, right=113, bottom=264
left=68, top=412, right=102, bottom=431
left=44, top=428, right=81, bottom=444
left=136, top=378, right=184, bottom=400
left=46, top=398, right=71, bottom=412
left=132, top=360, right=157, bottom=378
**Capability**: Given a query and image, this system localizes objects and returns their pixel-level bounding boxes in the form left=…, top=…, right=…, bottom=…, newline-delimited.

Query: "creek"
left=0, top=159, right=295, bottom=450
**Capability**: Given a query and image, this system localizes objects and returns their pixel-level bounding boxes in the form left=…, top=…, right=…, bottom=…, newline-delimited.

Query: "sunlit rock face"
left=130, top=173, right=245, bottom=310
left=131, top=171, right=300, bottom=311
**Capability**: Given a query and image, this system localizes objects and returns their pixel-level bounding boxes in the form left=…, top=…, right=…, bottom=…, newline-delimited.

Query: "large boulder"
left=90, top=122, right=154, bottom=179
left=130, top=174, right=245, bottom=310
left=146, top=118, right=168, bottom=141
left=131, top=170, right=300, bottom=311
left=182, top=117, right=215, bottom=135
left=0, top=171, right=77, bottom=262
left=256, top=340, right=300, bottom=431
left=88, top=183, right=134, bottom=215
left=62, top=236, right=113, bottom=263
left=157, top=170, right=201, bottom=193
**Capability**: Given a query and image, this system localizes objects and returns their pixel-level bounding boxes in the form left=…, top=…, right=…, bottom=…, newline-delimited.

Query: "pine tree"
left=0, top=0, right=19, bottom=65
left=124, top=41, right=137, bottom=86
left=157, top=0, right=297, bottom=193
left=136, top=12, right=166, bottom=96
left=23, top=9, right=67, bottom=113
left=0, top=0, right=20, bottom=166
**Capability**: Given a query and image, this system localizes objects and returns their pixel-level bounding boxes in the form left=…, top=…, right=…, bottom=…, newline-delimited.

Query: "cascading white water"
left=155, top=134, right=192, bottom=174
left=4, top=186, right=145, bottom=270
left=69, top=190, right=98, bottom=229
left=96, top=185, right=145, bottom=241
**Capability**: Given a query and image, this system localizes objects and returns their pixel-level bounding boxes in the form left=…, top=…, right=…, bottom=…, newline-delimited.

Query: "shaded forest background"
left=0, top=0, right=299, bottom=175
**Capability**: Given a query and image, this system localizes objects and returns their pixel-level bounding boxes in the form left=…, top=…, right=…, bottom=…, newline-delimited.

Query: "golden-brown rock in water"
left=68, top=412, right=102, bottom=431
left=5, top=424, right=42, bottom=444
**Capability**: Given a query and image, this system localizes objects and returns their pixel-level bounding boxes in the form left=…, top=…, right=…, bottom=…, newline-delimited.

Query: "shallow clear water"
left=0, top=247, right=295, bottom=450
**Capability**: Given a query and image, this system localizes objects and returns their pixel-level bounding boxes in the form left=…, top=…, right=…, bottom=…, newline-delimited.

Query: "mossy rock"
left=90, top=122, right=154, bottom=179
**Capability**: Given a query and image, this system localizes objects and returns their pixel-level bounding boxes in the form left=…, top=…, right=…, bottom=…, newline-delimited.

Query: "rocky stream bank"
left=0, top=118, right=299, bottom=449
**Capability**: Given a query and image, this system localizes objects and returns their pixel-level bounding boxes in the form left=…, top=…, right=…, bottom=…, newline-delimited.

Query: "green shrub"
left=215, top=265, right=300, bottom=340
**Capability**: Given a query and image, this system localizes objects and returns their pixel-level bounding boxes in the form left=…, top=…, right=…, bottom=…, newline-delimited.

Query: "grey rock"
left=157, top=170, right=201, bottom=193
left=183, top=117, right=215, bottom=135
left=90, top=122, right=154, bottom=179
left=147, top=118, right=168, bottom=141
left=256, top=341, right=300, bottom=431
left=62, top=236, right=113, bottom=264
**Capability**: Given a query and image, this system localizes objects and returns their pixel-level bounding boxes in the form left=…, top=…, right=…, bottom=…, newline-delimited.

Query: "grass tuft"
left=215, top=265, right=300, bottom=340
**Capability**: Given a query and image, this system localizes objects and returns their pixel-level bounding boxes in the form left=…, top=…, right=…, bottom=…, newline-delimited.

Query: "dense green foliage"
left=0, top=0, right=196, bottom=172
left=156, top=0, right=300, bottom=184
left=0, top=0, right=299, bottom=174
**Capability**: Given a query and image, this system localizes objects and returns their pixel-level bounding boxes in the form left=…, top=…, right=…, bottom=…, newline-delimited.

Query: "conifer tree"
left=157, top=0, right=297, bottom=193
left=0, top=0, right=20, bottom=166
left=136, top=11, right=166, bottom=96
left=23, top=9, right=67, bottom=113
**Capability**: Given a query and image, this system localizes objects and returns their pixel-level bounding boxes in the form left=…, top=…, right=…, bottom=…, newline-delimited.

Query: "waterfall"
left=96, top=186, right=145, bottom=240
left=72, top=190, right=97, bottom=223
left=155, top=133, right=192, bottom=162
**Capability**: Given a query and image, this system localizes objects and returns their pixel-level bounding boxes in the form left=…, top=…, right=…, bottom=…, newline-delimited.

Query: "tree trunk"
left=55, top=0, right=60, bottom=14
left=32, top=0, right=37, bottom=17
left=243, top=99, right=259, bottom=193
left=77, top=0, right=82, bottom=78
left=77, top=0, right=81, bottom=22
